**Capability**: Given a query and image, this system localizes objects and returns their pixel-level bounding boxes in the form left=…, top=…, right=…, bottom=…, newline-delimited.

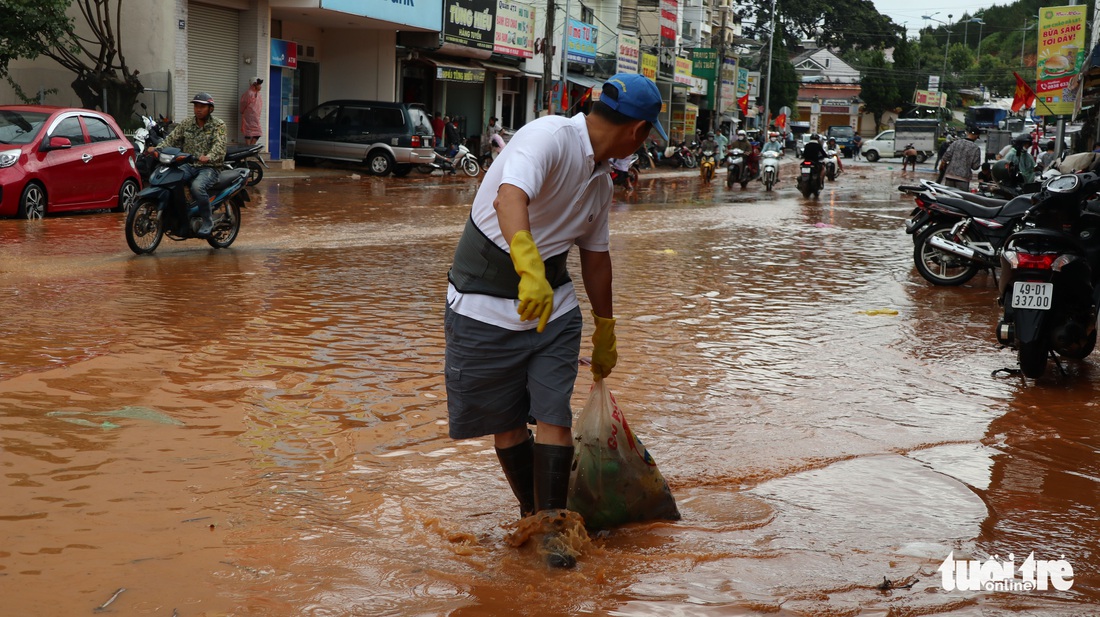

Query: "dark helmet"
left=1012, top=132, right=1033, bottom=148
left=810, top=134, right=820, bottom=141
left=190, top=92, right=215, bottom=108
left=991, top=159, right=1016, bottom=182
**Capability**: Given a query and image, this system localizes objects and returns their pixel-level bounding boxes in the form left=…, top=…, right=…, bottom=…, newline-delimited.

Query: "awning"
left=567, top=74, right=603, bottom=90
left=422, top=55, right=485, bottom=83
left=478, top=60, right=524, bottom=77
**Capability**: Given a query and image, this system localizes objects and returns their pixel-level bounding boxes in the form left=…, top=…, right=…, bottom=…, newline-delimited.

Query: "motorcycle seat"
left=952, top=192, right=1008, bottom=208
left=933, top=193, right=1034, bottom=219
left=226, top=145, right=261, bottom=158
left=215, top=168, right=248, bottom=189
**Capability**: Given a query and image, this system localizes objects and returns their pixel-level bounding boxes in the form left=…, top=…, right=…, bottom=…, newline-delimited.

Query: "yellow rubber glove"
left=590, top=310, right=617, bottom=380
left=510, top=230, right=553, bottom=332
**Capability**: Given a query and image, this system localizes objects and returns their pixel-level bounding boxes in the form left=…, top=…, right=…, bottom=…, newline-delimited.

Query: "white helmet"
left=737, top=130, right=747, bottom=137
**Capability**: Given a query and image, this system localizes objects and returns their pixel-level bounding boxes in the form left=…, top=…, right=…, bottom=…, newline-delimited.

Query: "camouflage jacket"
left=162, top=115, right=227, bottom=167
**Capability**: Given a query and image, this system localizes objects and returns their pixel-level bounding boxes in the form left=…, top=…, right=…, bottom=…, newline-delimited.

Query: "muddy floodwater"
left=2, top=161, right=1099, bottom=616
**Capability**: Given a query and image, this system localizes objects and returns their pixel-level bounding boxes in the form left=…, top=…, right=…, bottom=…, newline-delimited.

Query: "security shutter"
left=187, top=2, right=240, bottom=142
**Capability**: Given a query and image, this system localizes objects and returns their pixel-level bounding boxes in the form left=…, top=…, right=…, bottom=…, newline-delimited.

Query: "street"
left=1, top=159, right=1098, bottom=616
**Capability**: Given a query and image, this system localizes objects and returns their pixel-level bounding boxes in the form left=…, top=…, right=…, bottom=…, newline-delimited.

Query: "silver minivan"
left=294, top=100, right=436, bottom=176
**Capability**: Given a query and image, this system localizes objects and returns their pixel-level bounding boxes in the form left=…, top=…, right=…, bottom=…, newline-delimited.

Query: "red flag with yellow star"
left=1011, top=72, right=1036, bottom=112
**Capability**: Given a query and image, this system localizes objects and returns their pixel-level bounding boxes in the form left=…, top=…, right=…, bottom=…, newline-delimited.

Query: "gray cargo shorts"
left=444, top=305, right=582, bottom=440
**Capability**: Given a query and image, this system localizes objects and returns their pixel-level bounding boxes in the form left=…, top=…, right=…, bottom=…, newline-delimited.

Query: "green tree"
left=0, top=0, right=73, bottom=101
left=763, top=38, right=799, bottom=118
left=947, top=43, right=974, bottom=74
left=735, top=0, right=902, bottom=52
left=1, top=0, right=143, bottom=117
left=844, top=50, right=897, bottom=132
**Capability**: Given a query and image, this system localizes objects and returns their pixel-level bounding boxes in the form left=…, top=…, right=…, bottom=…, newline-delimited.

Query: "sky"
left=872, top=0, right=1006, bottom=38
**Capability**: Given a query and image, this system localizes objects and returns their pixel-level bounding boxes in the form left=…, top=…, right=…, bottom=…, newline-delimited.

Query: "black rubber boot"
left=534, top=442, right=577, bottom=568
left=495, top=434, right=535, bottom=518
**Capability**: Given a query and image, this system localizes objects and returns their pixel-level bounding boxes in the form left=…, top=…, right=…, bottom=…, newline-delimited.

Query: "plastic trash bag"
left=567, top=380, right=681, bottom=530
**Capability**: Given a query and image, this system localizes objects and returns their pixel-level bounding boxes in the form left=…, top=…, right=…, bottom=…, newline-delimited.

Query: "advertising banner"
left=720, top=57, right=739, bottom=114
left=322, top=0, right=442, bottom=31
left=443, top=0, right=496, bottom=52
left=1036, top=5, right=1086, bottom=115
left=659, top=0, right=677, bottom=42
left=691, top=48, right=718, bottom=107
left=914, top=89, right=947, bottom=107
left=674, top=57, right=693, bottom=86
left=493, top=0, right=535, bottom=58
left=641, top=52, right=659, bottom=80
left=566, top=19, right=598, bottom=65
left=617, top=33, right=640, bottom=74
left=271, top=39, right=298, bottom=69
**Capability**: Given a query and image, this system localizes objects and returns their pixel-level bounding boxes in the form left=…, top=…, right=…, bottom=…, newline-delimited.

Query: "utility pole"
left=762, top=0, right=776, bottom=132
left=543, top=0, right=556, bottom=114
left=715, top=5, right=726, bottom=135
left=560, top=0, right=572, bottom=112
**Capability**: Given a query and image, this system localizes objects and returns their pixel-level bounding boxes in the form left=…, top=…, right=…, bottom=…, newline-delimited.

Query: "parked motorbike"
left=699, top=149, right=717, bottom=185
left=633, top=143, right=654, bottom=170
left=660, top=141, right=696, bottom=169
left=125, top=147, right=251, bottom=255
left=131, top=109, right=174, bottom=186
left=900, top=181, right=1032, bottom=286
left=760, top=150, right=780, bottom=192
left=419, top=144, right=480, bottom=176
left=225, top=143, right=267, bottom=186
left=824, top=148, right=841, bottom=181
left=797, top=160, right=825, bottom=198
left=610, top=155, right=640, bottom=191
left=995, top=172, right=1100, bottom=378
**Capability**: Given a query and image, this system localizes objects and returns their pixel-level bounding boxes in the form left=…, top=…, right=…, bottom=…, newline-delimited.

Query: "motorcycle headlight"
left=0, top=148, right=20, bottom=169
left=158, top=151, right=174, bottom=164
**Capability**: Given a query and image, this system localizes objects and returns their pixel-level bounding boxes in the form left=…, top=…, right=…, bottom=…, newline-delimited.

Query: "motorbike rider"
left=699, top=131, right=719, bottom=160
left=801, top=134, right=827, bottom=178
left=730, top=129, right=758, bottom=176
left=153, top=92, right=227, bottom=237
left=825, top=137, right=844, bottom=173
left=761, top=135, right=784, bottom=155
left=1004, top=133, right=1037, bottom=185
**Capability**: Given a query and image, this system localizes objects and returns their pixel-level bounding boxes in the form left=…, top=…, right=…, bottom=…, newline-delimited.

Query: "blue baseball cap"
left=601, top=73, right=667, bottom=141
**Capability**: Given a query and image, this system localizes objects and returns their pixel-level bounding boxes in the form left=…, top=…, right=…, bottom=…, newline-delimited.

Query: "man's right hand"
left=509, top=230, right=553, bottom=332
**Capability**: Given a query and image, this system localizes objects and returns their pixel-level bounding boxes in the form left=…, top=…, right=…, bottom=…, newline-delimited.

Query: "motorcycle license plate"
left=801, top=167, right=811, bottom=175
left=1011, top=282, right=1053, bottom=310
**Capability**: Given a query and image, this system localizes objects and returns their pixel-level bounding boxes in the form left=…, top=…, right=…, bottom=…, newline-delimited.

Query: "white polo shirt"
left=447, top=113, right=613, bottom=330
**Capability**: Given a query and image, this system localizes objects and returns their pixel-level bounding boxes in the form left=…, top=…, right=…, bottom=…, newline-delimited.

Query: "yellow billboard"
left=1036, top=5, right=1086, bottom=115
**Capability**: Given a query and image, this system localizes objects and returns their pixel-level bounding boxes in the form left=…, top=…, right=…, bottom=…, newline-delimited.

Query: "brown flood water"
left=1, top=162, right=1099, bottom=616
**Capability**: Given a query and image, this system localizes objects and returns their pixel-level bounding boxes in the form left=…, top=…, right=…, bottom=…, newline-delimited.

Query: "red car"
left=0, top=105, right=140, bottom=219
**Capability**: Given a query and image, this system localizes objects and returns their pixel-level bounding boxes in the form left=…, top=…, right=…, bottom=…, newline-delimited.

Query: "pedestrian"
left=901, top=144, right=918, bottom=172
left=443, top=73, right=666, bottom=568
left=977, top=162, right=993, bottom=183
left=432, top=111, right=445, bottom=144
left=940, top=126, right=983, bottom=191
left=935, top=136, right=952, bottom=182
left=1037, top=140, right=1057, bottom=171
left=851, top=133, right=862, bottom=161
left=444, top=115, right=461, bottom=154
left=239, top=77, right=263, bottom=145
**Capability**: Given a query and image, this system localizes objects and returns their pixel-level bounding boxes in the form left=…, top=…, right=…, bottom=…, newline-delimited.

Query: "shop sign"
left=443, top=0, right=495, bottom=52
left=494, top=0, right=535, bottom=58
left=271, top=39, right=297, bottom=69
left=617, top=32, right=640, bottom=74
left=566, top=19, right=598, bottom=65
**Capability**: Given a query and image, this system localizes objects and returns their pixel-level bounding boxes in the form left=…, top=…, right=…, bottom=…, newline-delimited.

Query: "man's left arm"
left=580, top=247, right=616, bottom=380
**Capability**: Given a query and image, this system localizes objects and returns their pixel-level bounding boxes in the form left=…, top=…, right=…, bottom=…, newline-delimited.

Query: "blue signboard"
left=321, top=0, right=443, bottom=31
left=566, top=19, right=597, bottom=65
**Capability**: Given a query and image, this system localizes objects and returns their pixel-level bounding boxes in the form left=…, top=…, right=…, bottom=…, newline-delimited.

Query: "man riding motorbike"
left=730, top=129, right=758, bottom=177
left=761, top=135, right=783, bottom=155
left=152, top=92, right=227, bottom=237
left=825, top=137, right=844, bottom=173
